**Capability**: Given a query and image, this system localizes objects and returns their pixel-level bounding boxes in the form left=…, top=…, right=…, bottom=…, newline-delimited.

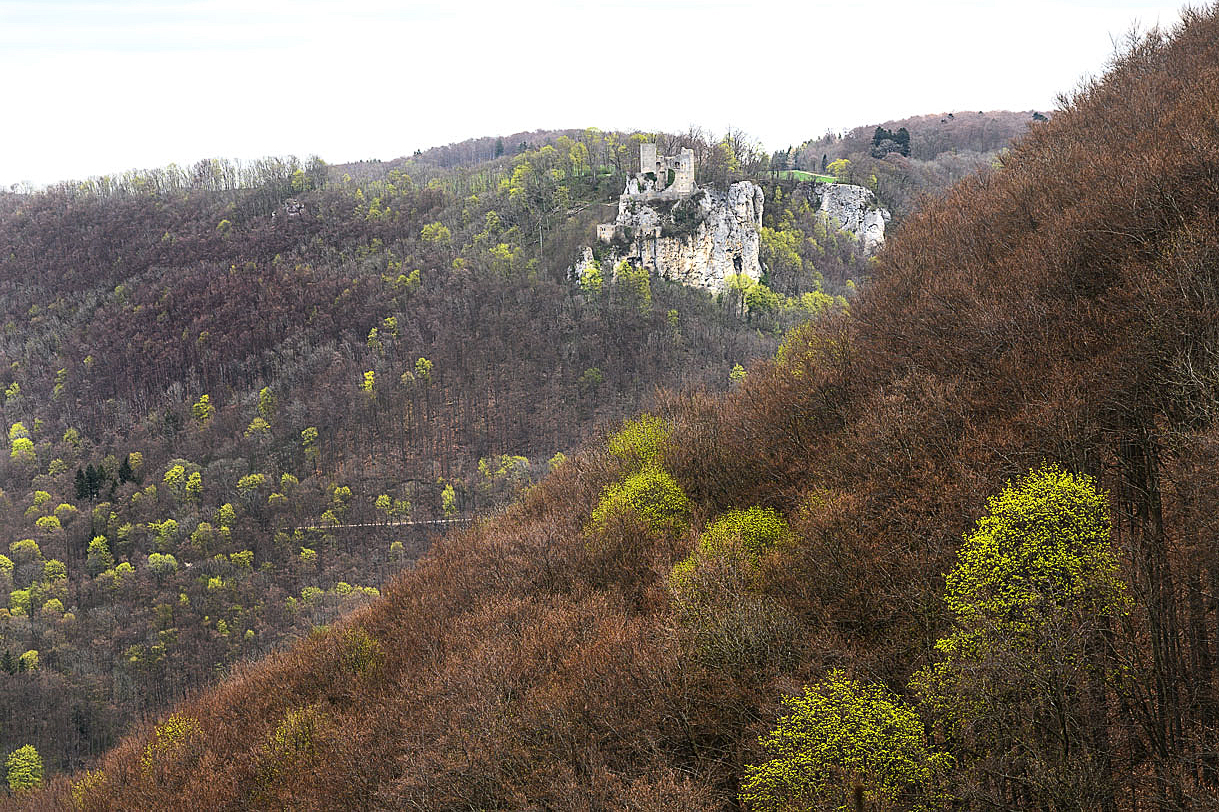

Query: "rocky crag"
left=584, top=180, right=766, bottom=292
left=812, top=182, right=890, bottom=251
left=577, top=145, right=890, bottom=294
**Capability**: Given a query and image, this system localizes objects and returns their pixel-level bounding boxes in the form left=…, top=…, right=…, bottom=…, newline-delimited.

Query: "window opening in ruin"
left=733, top=255, right=742, bottom=272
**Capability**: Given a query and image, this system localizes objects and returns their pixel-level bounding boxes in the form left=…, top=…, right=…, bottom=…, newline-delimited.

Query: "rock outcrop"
left=811, top=183, right=890, bottom=252
left=576, top=145, right=891, bottom=296
left=586, top=180, right=765, bottom=293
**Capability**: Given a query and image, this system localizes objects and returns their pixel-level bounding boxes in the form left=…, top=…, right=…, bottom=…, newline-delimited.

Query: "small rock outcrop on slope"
left=814, top=182, right=891, bottom=252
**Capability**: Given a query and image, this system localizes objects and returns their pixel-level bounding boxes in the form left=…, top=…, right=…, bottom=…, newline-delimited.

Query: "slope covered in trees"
left=22, top=5, right=1219, bottom=809
left=0, top=126, right=872, bottom=779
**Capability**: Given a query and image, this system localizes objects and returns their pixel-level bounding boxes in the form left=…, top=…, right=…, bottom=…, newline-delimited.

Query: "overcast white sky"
left=0, top=0, right=1193, bottom=188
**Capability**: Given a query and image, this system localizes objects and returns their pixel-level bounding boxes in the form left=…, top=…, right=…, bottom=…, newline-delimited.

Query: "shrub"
left=607, top=414, right=671, bottom=468
left=70, top=769, right=107, bottom=808
left=670, top=507, right=789, bottom=598
left=588, top=465, right=690, bottom=535
left=340, top=627, right=382, bottom=678
left=141, top=714, right=201, bottom=774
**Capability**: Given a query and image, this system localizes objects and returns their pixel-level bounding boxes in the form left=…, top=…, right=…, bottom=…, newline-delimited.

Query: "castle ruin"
left=632, top=144, right=696, bottom=197
left=585, top=144, right=765, bottom=292
left=597, top=144, right=697, bottom=242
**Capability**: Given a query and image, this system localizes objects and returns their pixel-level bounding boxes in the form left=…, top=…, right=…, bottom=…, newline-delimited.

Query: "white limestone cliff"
left=587, top=181, right=765, bottom=293
left=814, top=183, right=891, bottom=252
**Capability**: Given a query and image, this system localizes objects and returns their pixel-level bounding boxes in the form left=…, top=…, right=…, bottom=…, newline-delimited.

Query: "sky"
left=0, top=0, right=1194, bottom=188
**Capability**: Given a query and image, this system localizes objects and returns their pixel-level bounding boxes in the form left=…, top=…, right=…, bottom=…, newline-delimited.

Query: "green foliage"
left=257, top=386, right=276, bottom=420
left=759, top=225, right=803, bottom=278
left=259, top=705, right=326, bottom=788
left=670, top=507, right=789, bottom=598
left=147, top=552, right=179, bottom=575
left=112, top=561, right=135, bottom=585
left=245, top=416, right=271, bottom=437
left=70, top=769, right=107, bottom=808
left=943, top=464, right=1126, bottom=639
left=237, top=473, right=267, bottom=495
left=9, top=589, right=31, bottom=615
left=86, top=536, right=113, bottom=576
left=10, top=437, right=34, bottom=463
left=35, top=514, right=62, bottom=534
left=340, top=627, right=383, bottom=678
left=615, top=260, right=651, bottom=314
left=185, top=471, right=203, bottom=501
left=9, top=538, right=41, bottom=564
left=579, top=260, right=604, bottom=296
left=191, top=394, right=214, bottom=427
left=478, top=454, right=530, bottom=484
left=700, top=507, right=789, bottom=559
left=911, top=465, right=1131, bottom=802
left=607, top=414, right=670, bottom=468
left=419, top=221, right=452, bottom=245
left=18, top=650, right=38, bottom=671
left=441, top=483, right=457, bottom=517
left=162, top=464, right=186, bottom=493
left=826, top=158, right=851, bottom=181
left=148, top=517, right=178, bottom=547
left=741, top=671, right=949, bottom=812
left=588, top=466, right=689, bottom=535
left=43, top=558, right=67, bottom=582
left=190, top=522, right=214, bottom=552
left=729, top=363, right=746, bottom=384
left=577, top=366, right=603, bottom=392
left=744, top=282, right=782, bottom=315
left=6, top=744, right=42, bottom=792
left=141, top=714, right=201, bottom=773
left=230, top=550, right=254, bottom=570
left=414, top=356, right=433, bottom=382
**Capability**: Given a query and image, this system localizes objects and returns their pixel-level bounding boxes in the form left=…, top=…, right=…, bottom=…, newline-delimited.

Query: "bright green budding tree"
left=911, top=463, right=1130, bottom=807
left=6, top=744, right=42, bottom=792
left=740, top=670, right=950, bottom=811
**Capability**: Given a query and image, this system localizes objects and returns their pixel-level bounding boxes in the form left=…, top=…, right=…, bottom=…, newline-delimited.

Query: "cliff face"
left=588, top=180, right=765, bottom=293
left=813, top=182, right=891, bottom=251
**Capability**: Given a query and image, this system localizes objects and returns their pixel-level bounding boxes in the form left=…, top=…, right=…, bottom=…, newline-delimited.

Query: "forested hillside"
left=0, top=127, right=873, bottom=776
left=23, top=6, right=1219, bottom=809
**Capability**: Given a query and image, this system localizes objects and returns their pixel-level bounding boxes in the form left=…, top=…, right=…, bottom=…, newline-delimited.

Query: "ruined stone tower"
left=629, top=144, right=696, bottom=198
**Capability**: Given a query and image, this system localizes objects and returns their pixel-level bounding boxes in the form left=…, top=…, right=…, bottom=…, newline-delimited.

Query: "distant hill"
left=29, top=7, right=1219, bottom=808
left=330, top=128, right=591, bottom=183
left=792, top=109, right=1041, bottom=219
